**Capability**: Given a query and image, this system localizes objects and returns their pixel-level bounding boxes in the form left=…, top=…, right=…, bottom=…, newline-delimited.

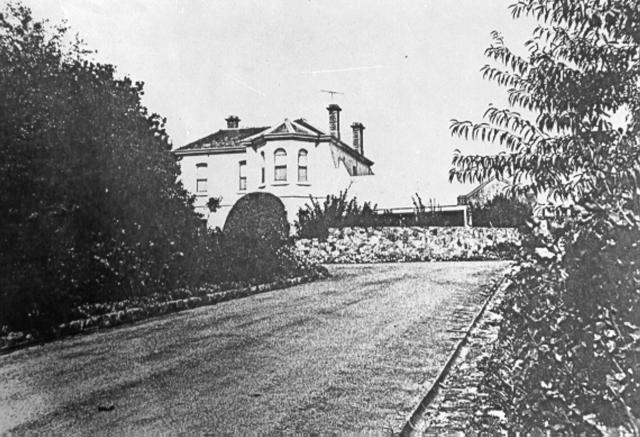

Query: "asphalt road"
left=0, top=261, right=509, bottom=435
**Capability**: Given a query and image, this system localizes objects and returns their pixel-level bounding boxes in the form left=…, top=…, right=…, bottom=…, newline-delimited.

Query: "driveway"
left=0, top=261, right=509, bottom=435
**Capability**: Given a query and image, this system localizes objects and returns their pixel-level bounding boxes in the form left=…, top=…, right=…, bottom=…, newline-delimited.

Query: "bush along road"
left=0, top=269, right=328, bottom=353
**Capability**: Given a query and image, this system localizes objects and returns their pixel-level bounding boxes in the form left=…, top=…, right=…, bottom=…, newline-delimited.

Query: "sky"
left=22, top=0, right=535, bottom=208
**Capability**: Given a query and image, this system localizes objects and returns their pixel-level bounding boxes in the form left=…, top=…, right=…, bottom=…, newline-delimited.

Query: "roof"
left=294, top=118, right=324, bottom=135
left=462, top=178, right=495, bottom=199
left=175, top=127, right=269, bottom=151
left=175, top=117, right=373, bottom=166
left=457, top=177, right=510, bottom=205
left=240, top=118, right=321, bottom=142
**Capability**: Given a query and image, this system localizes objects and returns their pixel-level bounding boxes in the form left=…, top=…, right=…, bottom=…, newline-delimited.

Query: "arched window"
left=274, top=148, right=287, bottom=181
left=196, top=163, right=207, bottom=192
left=260, top=151, right=266, bottom=184
left=298, top=149, right=308, bottom=182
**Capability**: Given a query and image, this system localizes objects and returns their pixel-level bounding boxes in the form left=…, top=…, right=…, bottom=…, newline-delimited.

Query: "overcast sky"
left=24, top=0, right=534, bottom=207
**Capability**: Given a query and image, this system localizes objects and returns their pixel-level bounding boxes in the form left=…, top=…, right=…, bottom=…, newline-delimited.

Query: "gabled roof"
left=463, top=178, right=510, bottom=198
left=241, top=118, right=320, bottom=142
left=457, top=177, right=511, bottom=205
left=176, top=126, right=269, bottom=151
left=175, top=117, right=373, bottom=166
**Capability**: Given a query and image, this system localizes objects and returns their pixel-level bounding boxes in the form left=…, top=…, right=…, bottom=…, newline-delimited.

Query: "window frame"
left=274, top=148, right=287, bottom=182
left=298, top=149, right=308, bottom=183
left=238, top=160, right=247, bottom=191
left=196, top=163, right=208, bottom=193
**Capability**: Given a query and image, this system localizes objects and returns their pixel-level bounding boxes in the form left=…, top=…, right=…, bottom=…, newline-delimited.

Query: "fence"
left=372, top=205, right=470, bottom=227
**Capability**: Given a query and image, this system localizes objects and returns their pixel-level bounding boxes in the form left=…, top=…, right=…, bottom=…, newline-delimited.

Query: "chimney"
left=326, top=104, right=342, bottom=139
left=225, top=115, right=240, bottom=129
left=351, top=122, right=365, bottom=154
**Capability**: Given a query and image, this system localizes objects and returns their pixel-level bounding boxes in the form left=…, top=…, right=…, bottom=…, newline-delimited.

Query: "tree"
left=0, top=3, right=203, bottom=333
left=469, top=193, right=531, bottom=228
left=450, top=1, right=640, bottom=434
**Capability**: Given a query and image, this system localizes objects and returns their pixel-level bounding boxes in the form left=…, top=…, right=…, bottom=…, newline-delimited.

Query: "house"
left=174, top=104, right=374, bottom=228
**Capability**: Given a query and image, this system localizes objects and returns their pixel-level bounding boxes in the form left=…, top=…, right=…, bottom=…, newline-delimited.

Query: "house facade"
left=175, top=105, right=374, bottom=228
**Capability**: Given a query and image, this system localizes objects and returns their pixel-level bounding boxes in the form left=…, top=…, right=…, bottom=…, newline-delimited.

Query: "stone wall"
left=295, top=226, right=520, bottom=264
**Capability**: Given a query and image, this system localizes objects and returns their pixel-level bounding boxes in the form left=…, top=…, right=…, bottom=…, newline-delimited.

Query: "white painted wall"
left=178, top=151, right=246, bottom=228
left=328, top=143, right=374, bottom=177
left=177, top=139, right=373, bottom=229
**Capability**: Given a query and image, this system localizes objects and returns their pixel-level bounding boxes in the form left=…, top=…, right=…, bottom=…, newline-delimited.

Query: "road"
left=0, top=261, right=509, bottom=435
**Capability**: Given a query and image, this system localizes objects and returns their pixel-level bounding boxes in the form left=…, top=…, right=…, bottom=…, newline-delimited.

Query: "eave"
left=173, top=146, right=246, bottom=156
left=241, top=132, right=327, bottom=147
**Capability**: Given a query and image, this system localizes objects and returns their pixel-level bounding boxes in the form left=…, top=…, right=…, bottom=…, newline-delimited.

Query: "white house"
left=174, top=105, right=374, bottom=228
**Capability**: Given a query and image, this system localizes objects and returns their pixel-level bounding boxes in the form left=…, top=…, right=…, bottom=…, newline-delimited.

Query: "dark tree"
left=0, top=4, right=203, bottom=333
left=450, top=0, right=640, bottom=434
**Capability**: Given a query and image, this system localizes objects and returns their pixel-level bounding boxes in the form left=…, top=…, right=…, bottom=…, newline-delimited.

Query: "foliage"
left=206, top=196, right=222, bottom=213
left=224, top=192, right=290, bottom=246
left=222, top=192, right=298, bottom=282
left=295, top=189, right=377, bottom=240
left=469, top=194, right=531, bottom=227
left=295, top=190, right=469, bottom=235
left=450, top=0, right=640, bottom=434
left=0, top=3, right=209, bottom=334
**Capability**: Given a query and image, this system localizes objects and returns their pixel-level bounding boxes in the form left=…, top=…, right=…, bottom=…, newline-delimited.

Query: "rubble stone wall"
left=295, top=226, right=520, bottom=264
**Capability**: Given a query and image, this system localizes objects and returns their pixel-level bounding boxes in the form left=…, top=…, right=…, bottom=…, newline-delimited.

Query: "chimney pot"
left=225, top=115, right=240, bottom=129
left=326, top=104, right=342, bottom=139
left=351, top=122, right=365, bottom=154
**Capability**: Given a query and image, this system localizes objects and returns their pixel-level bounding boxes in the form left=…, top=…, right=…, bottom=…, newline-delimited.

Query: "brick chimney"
left=351, top=122, right=365, bottom=154
left=225, top=115, right=240, bottom=129
left=327, top=104, right=342, bottom=139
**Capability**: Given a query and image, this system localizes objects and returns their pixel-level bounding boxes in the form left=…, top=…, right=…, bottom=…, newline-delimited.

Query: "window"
left=298, top=149, right=308, bottom=182
left=239, top=160, right=247, bottom=190
left=196, top=163, right=207, bottom=192
left=352, top=165, right=357, bottom=176
left=260, top=151, right=265, bottom=184
left=274, top=148, right=287, bottom=182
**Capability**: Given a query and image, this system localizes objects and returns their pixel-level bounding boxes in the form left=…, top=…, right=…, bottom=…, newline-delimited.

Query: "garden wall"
left=296, top=226, right=520, bottom=264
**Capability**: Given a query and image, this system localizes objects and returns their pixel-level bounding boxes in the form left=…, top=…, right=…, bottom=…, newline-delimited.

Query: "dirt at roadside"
left=419, top=283, right=507, bottom=436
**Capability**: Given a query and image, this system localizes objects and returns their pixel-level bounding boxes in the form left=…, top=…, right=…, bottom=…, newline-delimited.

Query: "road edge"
left=397, top=274, right=511, bottom=436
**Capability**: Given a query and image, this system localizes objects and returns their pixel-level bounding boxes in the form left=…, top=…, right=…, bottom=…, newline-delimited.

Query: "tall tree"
left=0, top=3, right=203, bottom=332
left=450, top=1, right=640, bottom=434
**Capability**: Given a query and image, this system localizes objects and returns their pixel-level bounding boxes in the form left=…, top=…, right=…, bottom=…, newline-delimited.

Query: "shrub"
left=222, top=192, right=294, bottom=282
left=224, top=192, right=289, bottom=246
left=295, top=189, right=377, bottom=240
left=469, top=194, right=531, bottom=228
left=207, top=196, right=223, bottom=213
